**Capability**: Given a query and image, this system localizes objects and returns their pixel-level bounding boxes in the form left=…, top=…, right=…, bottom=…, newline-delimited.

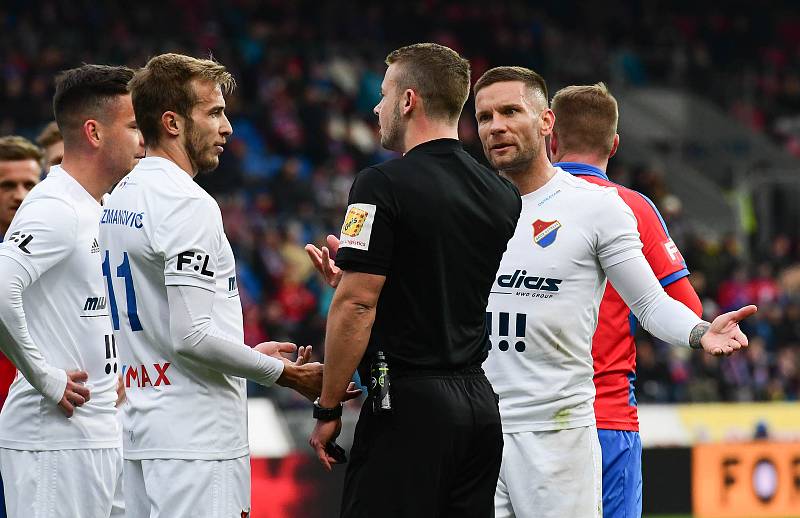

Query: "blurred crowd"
left=1, top=0, right=799, bottom=403
left=608, top=162, right=800, bottom=403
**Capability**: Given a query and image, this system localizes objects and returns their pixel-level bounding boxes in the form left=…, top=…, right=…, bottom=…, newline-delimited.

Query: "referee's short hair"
left=551, top=83, right=618, bottom=157
left=53, top=64, right=134, bottom=143
left=385, top=43, right=471, bottom=123
left=129, top=53, right=235, bottom=147
left=473, top=66, right=549, bottom=110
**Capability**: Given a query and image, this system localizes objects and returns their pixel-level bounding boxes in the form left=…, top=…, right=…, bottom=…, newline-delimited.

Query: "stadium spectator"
left=308, top=43, right=520, bottom=517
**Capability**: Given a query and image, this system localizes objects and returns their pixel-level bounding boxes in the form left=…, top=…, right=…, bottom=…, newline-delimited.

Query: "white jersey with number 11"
left=99, top=156, right=247, bottom=461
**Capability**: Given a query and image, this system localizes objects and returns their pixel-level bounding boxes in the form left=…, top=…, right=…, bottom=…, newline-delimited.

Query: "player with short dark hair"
left=551, top=82, right=703, bottom=518
left=0, top=64, right=143, bottom=518
left=472, top=66, right=756, bottom=518
left=307, top=43, right=521, bottom=518
left=104, top=53, right=336, bottom=518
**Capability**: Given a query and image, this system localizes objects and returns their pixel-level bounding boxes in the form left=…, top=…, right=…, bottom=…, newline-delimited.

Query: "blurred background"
left=2, top=1, right=800, bottom=516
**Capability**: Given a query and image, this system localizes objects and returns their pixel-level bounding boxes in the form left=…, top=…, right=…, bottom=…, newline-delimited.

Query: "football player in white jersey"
left=102, top=53, right=339, bottom=518
left=0, top=64, right=144, bottom=518
left=472, top=66, right=757, bottom=518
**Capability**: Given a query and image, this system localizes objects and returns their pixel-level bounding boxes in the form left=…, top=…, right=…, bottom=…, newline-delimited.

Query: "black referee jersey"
left=334, top=138, right=521, bottom=518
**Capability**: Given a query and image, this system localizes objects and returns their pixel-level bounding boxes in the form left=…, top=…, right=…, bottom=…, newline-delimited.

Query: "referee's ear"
left=402, top=89, right=418, bottom=116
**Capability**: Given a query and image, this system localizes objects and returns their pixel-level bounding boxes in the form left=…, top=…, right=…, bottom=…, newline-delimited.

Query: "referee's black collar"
left=406, top=138, right=462, bottom=155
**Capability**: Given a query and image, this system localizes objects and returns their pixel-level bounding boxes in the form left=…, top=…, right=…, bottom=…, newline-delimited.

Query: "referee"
left=309, top=43, right=521, bottom=518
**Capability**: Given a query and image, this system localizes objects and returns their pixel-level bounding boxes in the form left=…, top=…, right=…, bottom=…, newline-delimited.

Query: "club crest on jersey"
left=532, top=219, right=561, bottom=248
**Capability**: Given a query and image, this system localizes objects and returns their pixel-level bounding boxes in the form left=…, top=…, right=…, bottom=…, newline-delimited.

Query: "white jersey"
left=484, top=168, right=643, bottom=433
left=99, top=157, right=247, bottom=460
left=0, top=166, right=120, bottom=450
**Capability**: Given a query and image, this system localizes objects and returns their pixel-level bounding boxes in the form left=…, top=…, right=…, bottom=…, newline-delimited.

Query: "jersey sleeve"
left=595, top=188, right=644, bottom=270
left=152, top=196, right=222, bottom=291
left=0, top=197, right=77, bottom=282
left=335, top=167, right=397, bottom=276
left=628, top=192, right=689, bottom=286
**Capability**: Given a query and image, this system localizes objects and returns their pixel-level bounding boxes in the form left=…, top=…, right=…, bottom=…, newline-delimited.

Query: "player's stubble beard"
left=380, top=100, right=404, bottom=152
left=489, top=132, right=540, bottom=180
left=185, top=117, right=220, bottom=175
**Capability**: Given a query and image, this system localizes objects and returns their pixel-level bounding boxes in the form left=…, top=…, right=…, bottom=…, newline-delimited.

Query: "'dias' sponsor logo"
left=532, top=219, right=561, bottom=248
left=495, top=269, right=562, bottom=292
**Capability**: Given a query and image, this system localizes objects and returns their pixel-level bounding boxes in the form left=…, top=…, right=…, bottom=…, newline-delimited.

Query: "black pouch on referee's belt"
left=369, top=350, right=393, bottom=414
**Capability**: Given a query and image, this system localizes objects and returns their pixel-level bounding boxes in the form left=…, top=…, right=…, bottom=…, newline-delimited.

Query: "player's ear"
left=609, top=134, right=619, bottom=159
left=161, top=111, right=182, bottom=138
left=540, top=108, right=555, bottom=136
left=83, top=119, right=101, bottom=149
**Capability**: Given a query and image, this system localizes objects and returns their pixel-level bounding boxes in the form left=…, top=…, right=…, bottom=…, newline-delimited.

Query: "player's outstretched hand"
left=58, top=369, right=90, bottom=418
left=309, top=418, right=342, bottom=472
left=254, top=341, right=297, bottom=360
left=295, top=345, right=313, bottom=365
left=698, top=305, right=758, bottom=356
left=305, top=234, right=342, bottom=288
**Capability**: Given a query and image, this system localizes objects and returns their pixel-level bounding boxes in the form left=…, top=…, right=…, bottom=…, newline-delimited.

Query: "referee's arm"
left=310, top=270, right=385, bottom=469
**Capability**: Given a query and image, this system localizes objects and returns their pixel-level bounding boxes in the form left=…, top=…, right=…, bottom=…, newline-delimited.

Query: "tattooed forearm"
left=689, top=322, right=711, bottom=349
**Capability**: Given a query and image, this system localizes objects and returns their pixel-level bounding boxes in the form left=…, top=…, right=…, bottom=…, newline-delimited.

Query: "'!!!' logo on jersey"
left=532, top=219, right=561, bottom=248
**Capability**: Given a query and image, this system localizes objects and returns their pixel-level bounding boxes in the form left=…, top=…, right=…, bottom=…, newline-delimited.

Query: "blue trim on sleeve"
left=633, top=192, right=671, bottom=236
left=554, top=161, right=609, bottom=180
left=659, top=268, right=690, bottom=287
left=628, top=311, right=638, bottom=337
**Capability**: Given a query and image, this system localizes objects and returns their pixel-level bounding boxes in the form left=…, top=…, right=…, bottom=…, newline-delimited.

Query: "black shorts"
left=340, top=367, right=503, bottom=518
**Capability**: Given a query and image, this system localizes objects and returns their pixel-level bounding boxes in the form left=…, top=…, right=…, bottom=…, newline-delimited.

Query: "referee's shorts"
left=341, top=366, right=503, bottom=518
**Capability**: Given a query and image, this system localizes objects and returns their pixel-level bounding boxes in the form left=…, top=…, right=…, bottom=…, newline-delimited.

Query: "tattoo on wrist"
left=689, top=322, right=711, bottom=349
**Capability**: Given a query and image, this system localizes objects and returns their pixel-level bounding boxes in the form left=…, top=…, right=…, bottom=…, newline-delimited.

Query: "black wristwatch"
left=313, top=398, right=343, bottom=421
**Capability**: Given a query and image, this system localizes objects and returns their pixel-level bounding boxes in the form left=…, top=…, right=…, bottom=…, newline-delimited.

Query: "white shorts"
left=124, top=456, right=251, bottom=518
left=0, top=447, right=123, bottom=518
left=495, top=425, right=603, bottom=518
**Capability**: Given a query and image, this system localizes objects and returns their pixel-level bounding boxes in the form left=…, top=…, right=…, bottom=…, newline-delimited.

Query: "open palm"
left=700, top=305, right=757, bottom=356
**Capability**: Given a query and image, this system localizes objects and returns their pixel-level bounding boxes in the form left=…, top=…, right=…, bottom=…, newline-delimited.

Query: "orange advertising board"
left=693, top=442, right=800, bottom=517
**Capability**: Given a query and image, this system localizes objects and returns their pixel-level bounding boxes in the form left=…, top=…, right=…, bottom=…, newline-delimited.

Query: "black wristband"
left=313, top=398, right=343, bottom=420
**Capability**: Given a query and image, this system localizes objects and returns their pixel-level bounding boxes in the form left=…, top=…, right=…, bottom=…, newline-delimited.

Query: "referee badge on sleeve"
left=340, top=203, right=376, bottom=250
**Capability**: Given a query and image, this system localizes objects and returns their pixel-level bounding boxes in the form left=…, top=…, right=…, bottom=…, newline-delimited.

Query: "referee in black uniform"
left=308, top=43, right=521, bottom=518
